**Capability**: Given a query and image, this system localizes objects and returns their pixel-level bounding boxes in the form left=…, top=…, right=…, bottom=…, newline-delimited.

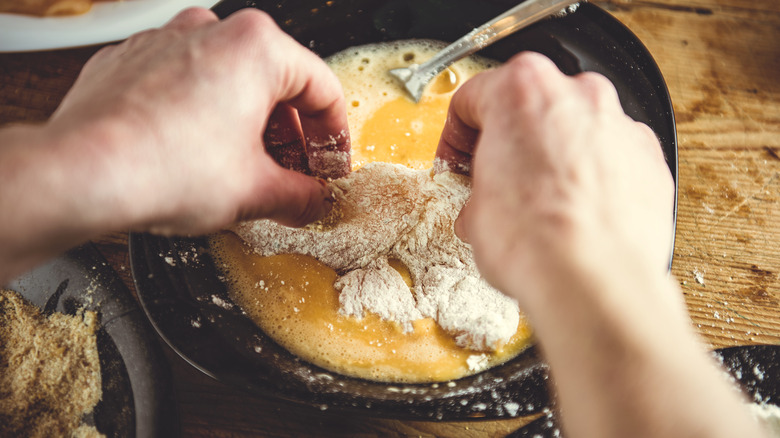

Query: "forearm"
left=516, top=240, right=767, bottom=438
left=0, top=8, right=353, bottom=284
left=0, top=121, right=138, bottom=283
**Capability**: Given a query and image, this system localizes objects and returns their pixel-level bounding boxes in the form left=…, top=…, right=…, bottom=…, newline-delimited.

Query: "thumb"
left=454, top=199, right=474, bottom=244
left=239, top=164, right=334, bottom=228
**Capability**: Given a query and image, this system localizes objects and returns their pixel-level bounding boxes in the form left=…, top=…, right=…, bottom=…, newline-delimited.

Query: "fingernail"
left=315, top=178, right=335, bottom=201
left=319, top=199, right=333, bottom=219
left=454, top=215, right=469, bottom=243
left=320, top=183, right=335, bottom=214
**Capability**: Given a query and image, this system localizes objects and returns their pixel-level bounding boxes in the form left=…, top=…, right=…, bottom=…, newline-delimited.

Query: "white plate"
left=0, top=0, right=220, bottom=52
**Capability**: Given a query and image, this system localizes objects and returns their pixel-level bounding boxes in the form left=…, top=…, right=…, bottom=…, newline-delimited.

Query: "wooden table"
left=1, top=0, right=778, bottom=436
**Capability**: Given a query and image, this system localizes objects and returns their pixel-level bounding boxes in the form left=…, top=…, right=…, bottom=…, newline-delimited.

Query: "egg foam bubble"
left=326, top=40, right=499, bottom=169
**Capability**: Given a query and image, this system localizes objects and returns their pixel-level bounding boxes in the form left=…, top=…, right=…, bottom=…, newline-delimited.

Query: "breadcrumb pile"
left=0, top=289, right=103, bottom=438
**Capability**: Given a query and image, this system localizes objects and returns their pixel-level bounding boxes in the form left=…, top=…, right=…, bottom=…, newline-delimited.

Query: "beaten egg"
left=209, top=40, right=532, bottom=383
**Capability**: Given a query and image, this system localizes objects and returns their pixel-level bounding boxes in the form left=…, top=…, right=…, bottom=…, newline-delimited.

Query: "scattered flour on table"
left=693, top=268, right=705, bottom=285
left=232, top=162, right=520, bottom=351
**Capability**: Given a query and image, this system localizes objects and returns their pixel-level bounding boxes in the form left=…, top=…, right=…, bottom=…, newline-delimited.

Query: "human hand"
left=435, top=53, right=772, bottom=438
left=436, top=52, right=675, bottom=309
left=50, top=7, right=350, bottom=235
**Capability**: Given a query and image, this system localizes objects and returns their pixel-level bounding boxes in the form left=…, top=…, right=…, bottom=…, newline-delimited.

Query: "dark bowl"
left=5, top=244, right=178, bottom=437
left=130, top=0, right=678, bottom=421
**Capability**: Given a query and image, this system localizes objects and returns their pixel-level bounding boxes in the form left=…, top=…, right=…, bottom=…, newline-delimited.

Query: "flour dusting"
left=232, top=162, right=520, bottom=351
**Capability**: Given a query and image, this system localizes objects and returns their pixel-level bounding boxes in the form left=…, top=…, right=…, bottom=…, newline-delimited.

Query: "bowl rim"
left=130, top=0, right=678, bottom=422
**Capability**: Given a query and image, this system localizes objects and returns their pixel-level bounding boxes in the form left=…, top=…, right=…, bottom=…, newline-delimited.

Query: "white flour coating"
left=232, top=162, right=520, bottom=351
left=309, top=150, right=350, bottom=179
left=335, top=257, right=423, bottom=332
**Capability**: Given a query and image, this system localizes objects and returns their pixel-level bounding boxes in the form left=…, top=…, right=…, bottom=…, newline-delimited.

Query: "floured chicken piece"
left=233, top=162, right=520, bottom=351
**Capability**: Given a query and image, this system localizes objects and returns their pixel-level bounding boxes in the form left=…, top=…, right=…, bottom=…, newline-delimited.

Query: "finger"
left=109, top=8, right=217, bottom=61
left=216, top=9, right=351, bottom=179
left=495, top=51, right=575, bottom=114
left=434, top=109, right=480, bottom=175
left=633, top=120, right=667, bottom=162
left=436, top=51, right=570, bottom=175
left=300, top=106, right=351, bottom=180
left=433, top=70, right=488, bottom=174
left=239, top=163, right=334, bottom=228
left=573, top=71, right=624, bottom=113
left=263, top=103, right=310, bottom=175
left=257, top=25, right=350, bottom=178
left=213, top=9, right=351, bottom=179
left=285, top=71, right=350, bottom=179
left=164, top=7, right=218, bottom=31
left=453, top=199, right=474, bottom=243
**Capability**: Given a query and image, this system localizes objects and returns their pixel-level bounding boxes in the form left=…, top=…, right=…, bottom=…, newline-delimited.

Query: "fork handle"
left=415, top=0, right=581, bottom=81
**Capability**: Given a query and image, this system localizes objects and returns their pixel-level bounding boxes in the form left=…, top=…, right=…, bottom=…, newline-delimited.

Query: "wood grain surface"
left=1, top=0, right=779, bottom=436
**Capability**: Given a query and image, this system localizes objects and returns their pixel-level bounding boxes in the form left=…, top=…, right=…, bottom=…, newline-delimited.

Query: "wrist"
left=44, top=111, right=177, bottom=233
left=0, top=123, right=95, bottom=280
left=43, top=116, right=141, bottom=232
left=498, top=224, right=685, bottom=333
left=0, top=118, right=143, bottom=280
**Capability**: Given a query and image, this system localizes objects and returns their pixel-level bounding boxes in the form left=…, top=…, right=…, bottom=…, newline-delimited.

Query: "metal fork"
left=388, top=0, right=583, bottom=103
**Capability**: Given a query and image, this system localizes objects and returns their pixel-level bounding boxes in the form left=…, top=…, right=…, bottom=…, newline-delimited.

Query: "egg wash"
left=209, top=40, right=532, bottom=383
